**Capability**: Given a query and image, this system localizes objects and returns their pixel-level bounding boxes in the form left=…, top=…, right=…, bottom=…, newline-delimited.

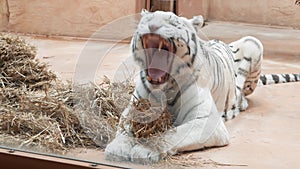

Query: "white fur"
left=105, top=11, right=262, bottom=163
left=229, top=36, right=263, bottom=109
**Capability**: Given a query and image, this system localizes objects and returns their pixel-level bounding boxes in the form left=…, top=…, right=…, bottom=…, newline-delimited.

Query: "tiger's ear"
left=141, top=9, right=149, bottom=17
left=189, top=15, right=205, bottom=33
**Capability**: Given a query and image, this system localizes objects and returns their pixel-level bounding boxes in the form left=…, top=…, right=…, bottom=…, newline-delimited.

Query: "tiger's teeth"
left=142, top=37, right=147, bottom=49
left=158, top=77, right=162, bottom=83
left=147, top=76, right=152, bottom=82
left=158, top=41, right=163, bottom=51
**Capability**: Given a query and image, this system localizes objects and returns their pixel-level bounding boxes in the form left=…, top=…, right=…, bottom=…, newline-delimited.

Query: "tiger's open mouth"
left=141, top=34, right=176, bottom=85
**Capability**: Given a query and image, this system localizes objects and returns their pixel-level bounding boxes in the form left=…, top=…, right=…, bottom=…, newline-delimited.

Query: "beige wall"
left=1, top=0, right=300, bottom=38
left=178, top=0, right=300, bottom=29
left=177, top=0, right=209, bottom=19
left=208, top=0, right=300, bottom=28
left=1, top=0, right=136, bottom=37
left=0, top=0, right=9, bottom=29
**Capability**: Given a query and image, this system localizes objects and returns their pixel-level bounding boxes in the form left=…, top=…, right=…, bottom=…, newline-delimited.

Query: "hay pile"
left=127, top=98, right=173, bottom=138
left=72, top=77, right=134, bottom=148
left=0, top=34, right=89, bottom=152
left=0, top=33, right=173, bottom=154
left=0, top=34, right=56, bottom=89
left=0, top=34, right=133, bottom=152
left=154, top=153, right=248, bottom=168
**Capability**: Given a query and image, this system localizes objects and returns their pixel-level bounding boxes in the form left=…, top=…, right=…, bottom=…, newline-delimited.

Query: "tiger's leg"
left=160, top=89, right=230, bottom=155
left=229, top=36, right=263, bottom=111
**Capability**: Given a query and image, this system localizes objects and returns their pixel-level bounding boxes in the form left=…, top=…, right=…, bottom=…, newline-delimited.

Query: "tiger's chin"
left=146, top=69, right=169, bottom=85
left=141, top=33, right=175, bottom=85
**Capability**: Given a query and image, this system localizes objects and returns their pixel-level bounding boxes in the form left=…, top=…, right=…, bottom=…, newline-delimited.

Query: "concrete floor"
left=20, top=21, right=300, bottom=168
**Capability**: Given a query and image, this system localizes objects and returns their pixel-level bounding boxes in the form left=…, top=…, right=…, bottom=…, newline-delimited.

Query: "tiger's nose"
left=148, top=24, right=161, bottom=32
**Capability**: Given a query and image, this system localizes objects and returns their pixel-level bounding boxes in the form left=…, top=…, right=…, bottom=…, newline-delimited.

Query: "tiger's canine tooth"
left=147, top=76, right=152, bottom=82
left=158, top=41, right=163, bottom=51
left=143, top=41, right=147, bottom=49
left=158, top=77, right=162, bottom=83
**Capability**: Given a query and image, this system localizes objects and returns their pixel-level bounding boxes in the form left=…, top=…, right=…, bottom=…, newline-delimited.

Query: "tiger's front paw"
left=130, top=144, right=166, bottom=164
left=104, top=135, right=135, bottom=162
left=240, top=96, right=248, bottom=111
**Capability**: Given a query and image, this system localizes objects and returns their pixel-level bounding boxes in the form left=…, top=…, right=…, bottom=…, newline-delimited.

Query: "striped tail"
left=258, top=74, right=300, bottom=86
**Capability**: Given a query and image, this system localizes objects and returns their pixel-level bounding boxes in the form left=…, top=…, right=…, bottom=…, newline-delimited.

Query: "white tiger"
left=104, top=10, right=299, bottom=163
left=227, top=36, right=300, bottom=111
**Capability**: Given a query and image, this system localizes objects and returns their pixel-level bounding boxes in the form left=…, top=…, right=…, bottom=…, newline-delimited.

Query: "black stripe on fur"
left=295, top=74, right=299, bottom=81
left=140, top=71, right=151, bottom=94
left=232, top=48, right=240, bottom=54
left=243, top=57, right=252, bottom=62
left=283, top=74, right=290, bottom=82
left=191, top=33, right=197, bottom=64
left=234, top=59, right=241, bottom=62
left=271, top=74, right=280, bottom=84
left=260, top=75, right=267, bottom=85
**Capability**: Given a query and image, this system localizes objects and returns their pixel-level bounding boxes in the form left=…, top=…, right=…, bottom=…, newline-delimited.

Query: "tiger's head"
left=132, top=10, right=202, bottom=86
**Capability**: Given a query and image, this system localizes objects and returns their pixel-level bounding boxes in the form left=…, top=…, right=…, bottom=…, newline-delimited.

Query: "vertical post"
left=147, top=0, right=176, bottom=13
left=170, top=0, right=174, bottom=12
left=146, top=0, right=151, bottom=11
left=135, top=0, right=147, bottom=13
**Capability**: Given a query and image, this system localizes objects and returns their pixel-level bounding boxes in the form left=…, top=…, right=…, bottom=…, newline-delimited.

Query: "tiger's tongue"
left=148, top=68, right=166, bottom=80
left=147, top=49, right=168, bottom=80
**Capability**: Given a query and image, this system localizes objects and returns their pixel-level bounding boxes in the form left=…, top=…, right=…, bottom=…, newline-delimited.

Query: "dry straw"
left=0, top=33, right=172, bottom=153
left=0, top=33, right=242, bottom=168
left=0, top=34, right=131, bottom=153
left=125, top=97, right=173, bottom=138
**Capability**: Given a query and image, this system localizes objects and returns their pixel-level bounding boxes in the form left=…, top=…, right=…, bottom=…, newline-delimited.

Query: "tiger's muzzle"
left=141, top=34, right=176, bottom=85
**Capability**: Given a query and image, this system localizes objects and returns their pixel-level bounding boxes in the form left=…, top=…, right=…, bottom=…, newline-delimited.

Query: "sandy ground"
left=11, top=21, right=300, bottom=168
